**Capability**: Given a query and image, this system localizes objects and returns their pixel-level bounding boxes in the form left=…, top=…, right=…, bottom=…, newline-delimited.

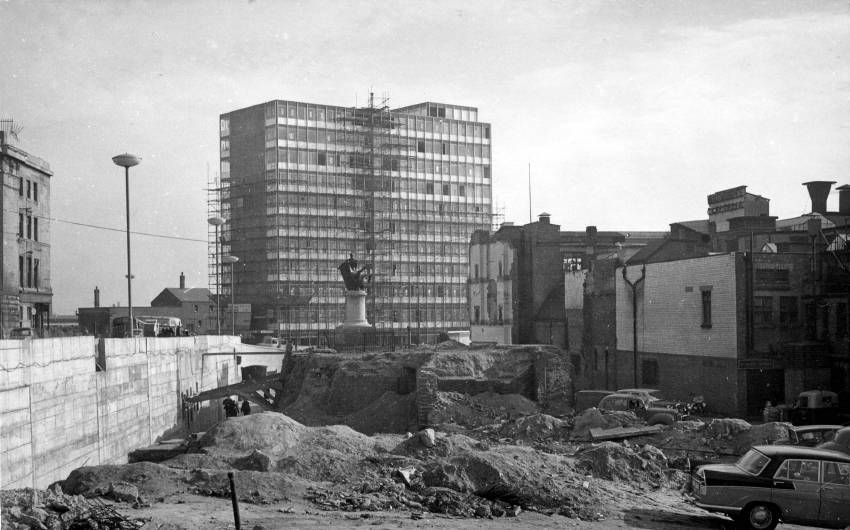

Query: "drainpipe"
left=622, top=264, right=646, bottom=388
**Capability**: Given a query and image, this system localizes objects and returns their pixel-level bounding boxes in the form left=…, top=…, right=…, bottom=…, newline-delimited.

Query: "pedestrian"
left=222, top=397, right=239, bottom=418
left=240, top=399, right=251, bottom=416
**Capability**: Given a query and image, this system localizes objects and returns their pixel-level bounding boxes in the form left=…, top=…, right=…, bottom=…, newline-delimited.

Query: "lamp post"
left=208, top=216, right=225, bottom=335
left=222, top=255, right=239, bottom=335
left=112, top=153, right=141, bottom=337
left=621, top=263, right=646, bottom=388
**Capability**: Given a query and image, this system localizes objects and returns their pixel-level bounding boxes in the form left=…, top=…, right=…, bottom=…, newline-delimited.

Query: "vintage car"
left=616, top=387, right=695, bottom=414
left=818, top=427, right=850, bottom=456
left=774, top=425, right=842, bottom=447
left=574, top=390, right=614, bottom=412
left=597, top=392, right=688, bottom=425
left=691, top=445, right=850, bottom=529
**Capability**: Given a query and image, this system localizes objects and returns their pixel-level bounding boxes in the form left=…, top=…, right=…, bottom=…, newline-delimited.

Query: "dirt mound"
left=421, top=445, right=605, bottom=517
left=431, top=391, right=540, bottom=428
left=344, top=391, right=417, bottom=435
left=575, top=442, right=669, bottom=487
left=198, top=412, right=384, bottom=483
left=392, top=432, right=488, bottom=459
left=497, top=413, right=570, bottom=442
left=571, top=408, right=640, bottom=441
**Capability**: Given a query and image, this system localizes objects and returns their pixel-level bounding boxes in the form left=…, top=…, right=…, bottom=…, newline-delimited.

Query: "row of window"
left=263, top=235, right=470, bottom=254
left=262, top=258, right=470, bottom=277
left=269, top=304, right=468, bottom=325
left=257, top=104, right=488, bottom=136
left=268, top=126, right=491, bottom=148
left=18, top=213, right=39, bottom=241
left=19, top=255, right=40, bottom=288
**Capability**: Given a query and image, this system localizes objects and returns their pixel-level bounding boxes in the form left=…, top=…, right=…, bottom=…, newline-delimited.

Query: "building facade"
left=0, top=127, right=52, bottom=337
left=218, top=97, right=493, bottom=342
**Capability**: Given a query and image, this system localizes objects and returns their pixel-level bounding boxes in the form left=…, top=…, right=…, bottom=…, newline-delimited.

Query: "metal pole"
left=124, top=166, right=133, bottom=335
left=230, top=263, right=236, bottom=335
left=621, top=265, right=646, bottom=388
left=215, top=225, right=221, bottom=335
left=227, top=471, right=241, bottom=529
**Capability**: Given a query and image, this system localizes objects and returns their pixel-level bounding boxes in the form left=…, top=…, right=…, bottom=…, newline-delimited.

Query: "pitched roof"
left=155, top=288, right=212, bottom=304
left=672, top=220, right=711, bottom=234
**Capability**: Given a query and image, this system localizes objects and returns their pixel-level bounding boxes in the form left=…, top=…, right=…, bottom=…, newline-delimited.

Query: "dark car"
left=774, top=425, right=842, bottom=447
left=691, top=445, right=850, bottom=529
left=818, top=427, right=850, bottom=456
left=598, top=393, right=689, bottom=425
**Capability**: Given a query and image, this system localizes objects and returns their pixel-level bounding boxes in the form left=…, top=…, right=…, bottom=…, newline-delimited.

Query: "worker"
left=222, top=397, right=239, bottom=418
left=240, top=399, right=251, bottom=416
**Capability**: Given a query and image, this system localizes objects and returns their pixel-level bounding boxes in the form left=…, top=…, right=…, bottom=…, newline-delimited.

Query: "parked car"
left=691, top=445, right=850, bottom=529
left=818, top=427, right=850, bottom=456
left=617, top=388, right=694, bottom=415
left=575, top=390, right=614, bottom=412
left=9, top=327, right=33, bottom=339
left=598, top=392, right=688, bottom=425
left=774, top=425, right=842, bottom=447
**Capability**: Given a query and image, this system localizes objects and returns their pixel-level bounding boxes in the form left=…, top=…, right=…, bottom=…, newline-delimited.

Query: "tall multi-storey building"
left=216, top=96, right=492, bottom=342
left=0, top=123, right=53, bottom=337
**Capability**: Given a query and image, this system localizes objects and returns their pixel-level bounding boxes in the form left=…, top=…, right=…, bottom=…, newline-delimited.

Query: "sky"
left=1, top=0, right=849, bottom=314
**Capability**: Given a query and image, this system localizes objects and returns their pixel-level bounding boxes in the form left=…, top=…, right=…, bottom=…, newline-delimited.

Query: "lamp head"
left=112, top=153, right=141, bottom=168
left=222, top=255, right=240, bottom=264
left=207, top=216, right=225, bottom=227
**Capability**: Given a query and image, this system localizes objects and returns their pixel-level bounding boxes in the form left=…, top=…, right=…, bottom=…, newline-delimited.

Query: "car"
left=597, top=392, right=688, bottom=425
left=691, top=445, right=850, bottom=529
left=617, top=387, right=694, bottom=415
left=774, top=425, right=842, bottom=447
left=9, top=327, right=33, bottom=339
left=818, top=427, right=850, bottom=456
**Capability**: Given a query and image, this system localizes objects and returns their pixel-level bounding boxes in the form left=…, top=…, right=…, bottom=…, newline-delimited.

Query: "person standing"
left=240, top=399, right=251, bottom=416
left=222, top=397, right=239, bottom=418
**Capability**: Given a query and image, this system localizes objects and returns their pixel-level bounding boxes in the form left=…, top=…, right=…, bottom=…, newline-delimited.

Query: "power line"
left=51, top=217, right=206, bottom=243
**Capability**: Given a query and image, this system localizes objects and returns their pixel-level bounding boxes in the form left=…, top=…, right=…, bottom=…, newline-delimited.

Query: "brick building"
left=0, top=125, right=53, bottom=337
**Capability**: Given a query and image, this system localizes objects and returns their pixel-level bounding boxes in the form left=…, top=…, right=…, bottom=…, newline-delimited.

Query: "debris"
left=589, top=425, right=663, bottom=441
left=419, top=428, right=436, bottom=448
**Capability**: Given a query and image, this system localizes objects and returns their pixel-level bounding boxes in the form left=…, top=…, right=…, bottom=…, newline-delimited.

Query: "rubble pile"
left=575, top=441, right=671, bottom=487
left=644, top=419, right=791, bottom=458
left=570, top=408, right=641, bottom=441
left=430, top=391, right=540, bottom=429
left=1, top=485, right=148, bottom=529
left=494, top=413, right=570, bottom=442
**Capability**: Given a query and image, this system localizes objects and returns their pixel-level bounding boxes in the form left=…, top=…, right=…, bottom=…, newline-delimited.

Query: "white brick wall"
left=616, top=253, right=739, bottom=359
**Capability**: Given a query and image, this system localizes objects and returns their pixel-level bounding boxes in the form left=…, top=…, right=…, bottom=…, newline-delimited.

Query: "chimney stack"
left=802, top=181, right=835, bottom=214
left=179, top=272, right=186, bottom=289
left=537, top=212, right=551, bottom=224
left=837, top=185, right=850, bottom=216
left=94, top=286, right=100, bottom=308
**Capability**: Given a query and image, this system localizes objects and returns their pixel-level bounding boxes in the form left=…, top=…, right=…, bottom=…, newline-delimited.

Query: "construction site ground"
left=0, top=346, right=824, bottom=529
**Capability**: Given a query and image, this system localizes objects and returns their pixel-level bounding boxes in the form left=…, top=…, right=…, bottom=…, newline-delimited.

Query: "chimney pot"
left=537, top=212, right=551, bottom=224
left=179, top=272, right=186, bottom=289
left=94, top=286, right=100, bottom=308
left=837, top=184, right=850, bottom=216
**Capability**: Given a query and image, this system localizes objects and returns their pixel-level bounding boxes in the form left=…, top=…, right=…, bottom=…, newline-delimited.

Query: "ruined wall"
left=0, top=335, right=239, bottom=489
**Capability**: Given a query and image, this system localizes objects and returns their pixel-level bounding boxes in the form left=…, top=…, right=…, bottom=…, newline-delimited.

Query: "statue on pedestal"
left=338, top=254, right=371, bottom=291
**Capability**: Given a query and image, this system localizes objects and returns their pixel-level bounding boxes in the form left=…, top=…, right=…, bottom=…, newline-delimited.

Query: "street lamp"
left=621, top=263, right=646, bottom=388
left=112, top=153, right=141, bottom=337
left=222, top=255, right=239, bottom=335
left=208, top=216, right=225, bottom=335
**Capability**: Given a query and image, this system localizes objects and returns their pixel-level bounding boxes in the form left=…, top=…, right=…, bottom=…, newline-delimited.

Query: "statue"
left=338, top=254, right=371, bottom=291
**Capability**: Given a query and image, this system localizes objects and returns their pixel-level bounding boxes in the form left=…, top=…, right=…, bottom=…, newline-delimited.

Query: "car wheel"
left=738, top=502, right=778, bottom=530
left=648, top=413, right=674, bottom=426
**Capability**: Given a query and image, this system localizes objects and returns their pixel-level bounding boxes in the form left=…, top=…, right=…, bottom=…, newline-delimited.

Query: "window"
left=26, top=215, right=31, bottom=239
left=459, top=185, right=465, bottom=196
left=33, top=182, right=38, bottom=202
left=18, top=176, right=23, bottom=196
left=473, top=305, right=480, bottom=323
left=417, top=141, right=425, bottom=153
left=33, top=217, right=38, bottom=242
left=442, top=184, right=450, bottom=195
left=18, top=213, right=23, bottom=237
left=774, top=459, right=820, bottom=482
left=26, top=256, right=32, bottom=288
left=33, top=259, right=39, bottom=288
left=194, top=304, right=199, bottom=312
left=701, top=288, right=712, bottom=328
left=18, top=256, right=24, bottom=287
left=824, top=462, right=850, bottom=485
left=641, top=359, right=659, bottom=385
left=426, top=183, right=434, bottom=194
left=779, top=296, right=798, bottom=325
left=753, top=296, right=773, bottom=325
left=26, top=180, right=31, bottom=199
left=474, top=264, right=479, bottom=278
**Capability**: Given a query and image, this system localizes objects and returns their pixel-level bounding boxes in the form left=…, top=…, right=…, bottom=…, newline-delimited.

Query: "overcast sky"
left=2, top=0, right=849, bottom=314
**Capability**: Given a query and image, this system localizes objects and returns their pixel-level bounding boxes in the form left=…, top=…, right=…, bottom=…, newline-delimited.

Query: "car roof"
left=753, top=444, right=850, bottom=462
left=790, top=424, right=842, bottom=432
left=601, top=393, right=645, bottom=400
left=617, top=388, right=660, bottom=393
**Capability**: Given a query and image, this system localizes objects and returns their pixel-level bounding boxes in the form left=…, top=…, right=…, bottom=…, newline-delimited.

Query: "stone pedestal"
left=336, top=290, right=372, bottom=348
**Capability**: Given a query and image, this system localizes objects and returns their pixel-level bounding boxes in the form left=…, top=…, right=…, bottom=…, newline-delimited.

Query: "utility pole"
left=622, top=264, right=646, bottom=387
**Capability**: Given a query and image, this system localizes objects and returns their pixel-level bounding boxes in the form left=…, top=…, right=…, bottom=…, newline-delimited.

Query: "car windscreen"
left=735, top=449, right=771, bottom=476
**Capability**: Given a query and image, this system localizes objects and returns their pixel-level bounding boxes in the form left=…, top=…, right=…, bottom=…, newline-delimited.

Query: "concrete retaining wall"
left=0, top=335, right=240, bottom=489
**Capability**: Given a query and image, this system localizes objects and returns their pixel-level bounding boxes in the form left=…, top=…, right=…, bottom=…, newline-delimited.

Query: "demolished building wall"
left=0, top=335, right=240, bottom=489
